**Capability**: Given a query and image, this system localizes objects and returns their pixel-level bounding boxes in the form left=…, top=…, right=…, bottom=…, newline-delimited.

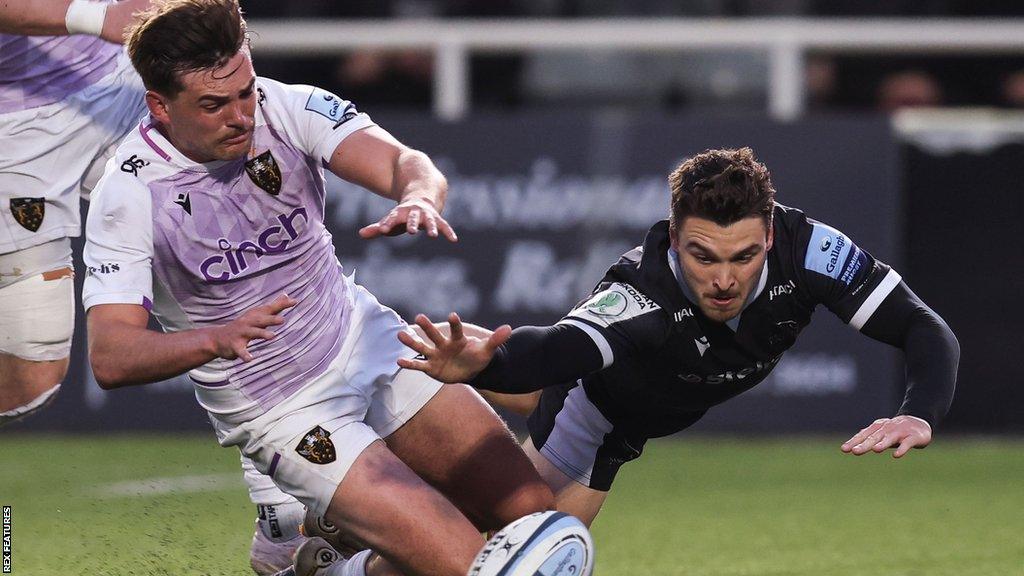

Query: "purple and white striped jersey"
left=0, top=33, right=120, bottom=114
left=82, top=78, right=377, bottom=416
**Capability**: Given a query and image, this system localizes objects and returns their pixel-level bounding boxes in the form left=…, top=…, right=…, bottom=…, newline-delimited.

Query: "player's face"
left=672, top=215, right=773, bottom=323
left=147, top=51, right=257, bottom=163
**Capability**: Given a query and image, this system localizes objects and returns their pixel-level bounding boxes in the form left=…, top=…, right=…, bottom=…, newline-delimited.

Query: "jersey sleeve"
left=82, top=166, right=155, bottom=311
left=796, top=217, right=903, bottom=330
left=556, top=281, right=669, bottom=368
left=256, top=78, right=376, bottom=164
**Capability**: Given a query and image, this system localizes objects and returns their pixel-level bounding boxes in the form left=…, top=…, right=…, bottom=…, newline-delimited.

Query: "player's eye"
left=696, top=255, right=713, bottom=264
left=240, top=89, right=254, bottom=99
left=203, top=103, right=222, bottom=111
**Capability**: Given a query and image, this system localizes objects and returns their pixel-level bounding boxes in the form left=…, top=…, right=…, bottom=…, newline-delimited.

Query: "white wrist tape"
left=65, top=0, right=108, bottom=36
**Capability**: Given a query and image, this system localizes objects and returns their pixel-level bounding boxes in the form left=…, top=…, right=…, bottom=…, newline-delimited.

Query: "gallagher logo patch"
left=804, top=223, right=855, bottom=282
left=295, top=426, right=336, bottom=465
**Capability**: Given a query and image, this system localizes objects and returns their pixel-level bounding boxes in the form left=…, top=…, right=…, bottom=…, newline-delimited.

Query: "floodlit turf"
left=1, top=435, right=1021, bottom=575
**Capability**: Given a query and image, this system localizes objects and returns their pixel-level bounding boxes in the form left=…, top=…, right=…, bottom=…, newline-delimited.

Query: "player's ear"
left=669, top=224, right=680, bottom=252
left=145, top=91, right=172, bottom=125
left=765, top=220, right=774, bottom=252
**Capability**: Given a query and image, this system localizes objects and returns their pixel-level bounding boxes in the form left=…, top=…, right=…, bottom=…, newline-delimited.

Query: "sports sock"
left=332, top=550, right=371, bottom=576
left=256, top=498, right=305, bottom=542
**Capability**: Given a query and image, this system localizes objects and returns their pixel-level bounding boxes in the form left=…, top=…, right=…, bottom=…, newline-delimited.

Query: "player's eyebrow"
left=197, top=77, right=256, bottom=104
left=685, top=240, right=720, bottom=258
left=729, top=244, right=763, bottom=259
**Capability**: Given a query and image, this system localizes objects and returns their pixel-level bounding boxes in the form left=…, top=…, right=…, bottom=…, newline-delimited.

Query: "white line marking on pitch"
left=91, top=473, right=243, bottom=498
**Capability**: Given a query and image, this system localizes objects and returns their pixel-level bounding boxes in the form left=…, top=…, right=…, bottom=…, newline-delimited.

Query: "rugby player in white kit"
left=2, top=3, right=319, bottom=573
left=82, top=2, right=554, bottom=575
left=0, top=0, right=147, bottom=425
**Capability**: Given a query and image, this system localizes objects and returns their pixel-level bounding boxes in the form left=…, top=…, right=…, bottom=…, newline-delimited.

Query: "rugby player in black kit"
left=398, top=147, right=959, bottom=526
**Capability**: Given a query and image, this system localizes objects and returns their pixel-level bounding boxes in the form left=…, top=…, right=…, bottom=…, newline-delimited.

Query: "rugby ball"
left=468, top=511, right=594, bottom=576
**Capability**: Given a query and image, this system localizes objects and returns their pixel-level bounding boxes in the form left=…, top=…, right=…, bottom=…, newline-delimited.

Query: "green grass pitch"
left=1, top=435, right=1021, bottom=575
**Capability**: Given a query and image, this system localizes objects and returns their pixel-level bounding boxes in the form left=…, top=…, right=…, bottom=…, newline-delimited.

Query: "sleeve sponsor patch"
left=565, top=282, right=660, bottom=328
left=304, top=87, right=356, bottom=124
left=804, top=223, right=863, bottom=284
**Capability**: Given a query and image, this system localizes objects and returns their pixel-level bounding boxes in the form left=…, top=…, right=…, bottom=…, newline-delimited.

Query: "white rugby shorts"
left=0, top=49, right=145, bottom=254
left=208, top=283, right=443, bottom=517
left=0, top=237, right=74, bottom=361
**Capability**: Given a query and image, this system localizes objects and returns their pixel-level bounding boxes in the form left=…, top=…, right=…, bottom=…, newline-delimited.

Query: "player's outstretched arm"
left=88, top=294, right=297, bottom=389
left=326, top=126, right=457, bottom=242
left=398, top=313, right=605, bottom=394
left=842, top=280, right=959, bottom=458
left=0, top=0, right=150, bottom=43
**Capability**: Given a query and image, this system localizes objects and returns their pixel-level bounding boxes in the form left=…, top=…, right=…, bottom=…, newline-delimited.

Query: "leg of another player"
left=386, top=383, right=555, bottom=531
left=0, top=353, right=68, bottom=424
left=522, top=438, right=608, bottom=528
left=324, top=439, right=485, bottom=576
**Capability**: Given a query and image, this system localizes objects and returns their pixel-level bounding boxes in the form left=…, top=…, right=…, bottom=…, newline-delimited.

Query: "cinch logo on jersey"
left=677, top=355, right=780, bottom=385
left=199, top=207, right=308, bottom=282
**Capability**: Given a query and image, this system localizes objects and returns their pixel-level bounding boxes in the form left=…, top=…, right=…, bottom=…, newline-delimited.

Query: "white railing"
left=248, top=18, right=1024, bottom=121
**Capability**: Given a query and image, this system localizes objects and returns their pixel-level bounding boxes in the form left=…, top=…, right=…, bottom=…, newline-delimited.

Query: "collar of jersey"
left=666, top=245, right=769, bottom=331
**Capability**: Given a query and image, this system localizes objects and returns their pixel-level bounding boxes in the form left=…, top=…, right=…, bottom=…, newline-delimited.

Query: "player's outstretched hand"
left=206, top=293, right=297, bottom=362
left=841, top=415, right=932, bottom=458
left=358, top=197, right=457, bottom=242
left=397, top=312, right=510, bottom=383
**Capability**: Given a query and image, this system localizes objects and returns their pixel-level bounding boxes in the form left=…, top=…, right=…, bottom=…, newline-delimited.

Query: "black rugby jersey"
left=555, top=204, right=901, bottom=434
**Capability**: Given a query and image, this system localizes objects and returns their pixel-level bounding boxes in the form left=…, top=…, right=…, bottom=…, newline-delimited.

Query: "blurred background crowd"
left=242, top=1, right=1024, bottom=113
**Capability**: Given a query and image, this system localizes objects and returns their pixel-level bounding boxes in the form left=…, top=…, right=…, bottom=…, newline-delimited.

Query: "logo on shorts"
left=9, top=198, right=44, bottom=232
left=120, top=154, right=150, bottom=177
left=245, top=151, right=282, bottom=196
left=295, top=425, right=336, bottom=465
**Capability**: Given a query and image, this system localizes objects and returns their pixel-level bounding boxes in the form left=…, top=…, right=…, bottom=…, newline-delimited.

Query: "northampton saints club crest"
left=295, top=425, right=337, bottom=465
left=245, top=150, right=282, bottom=195
left=10, top=197, right=45, bottom=232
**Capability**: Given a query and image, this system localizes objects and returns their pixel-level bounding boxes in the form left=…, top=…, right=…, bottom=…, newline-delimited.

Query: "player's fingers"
left=266, top=293, right=298, bottom=314
left=415, top=314, right=447, bottom=345
left=235, top=344, right=254, bottom=362
left=852, top=429, right=887, bottom=455
left=842, top=420, right=886, bottom=452
left=397, top=357, right=433, bottom=373
left=485, top=324, right=513, bottom=353
left=379, top=209, right=400, bottom=233
left=892, top=436, right=919, bottom=458
left=423, top=212, right=439, bottom=238
left=253, top=313, right=286, bottom=328
left=397, top=330, right=432, bottom=356
left=448, top=312, right=464, bottom=341
left=358, top=222, right=383, bottom=238
left=871, top=432, right=898, bottom=453
left=435, top=216, right=458, bottom=242
left=406, top=209, right=421, bottom=235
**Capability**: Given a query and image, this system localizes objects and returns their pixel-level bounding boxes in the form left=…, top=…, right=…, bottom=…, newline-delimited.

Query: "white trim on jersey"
left=557, top=318, right=614, bottom=369
left=849, top=268, right=903, bottom=330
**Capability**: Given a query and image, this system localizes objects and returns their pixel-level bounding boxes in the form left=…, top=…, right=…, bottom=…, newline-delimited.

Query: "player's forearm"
left=469, top=324, right=603, bottom=394
left=0, top=0, right=74, bottom=34
left=89, top=322, right=218, bottom=389
left=392, top=148, right=448, bottom=210
left=860, top=281, right=959, bottom=428
left=895, top=309, right=959, bottom=428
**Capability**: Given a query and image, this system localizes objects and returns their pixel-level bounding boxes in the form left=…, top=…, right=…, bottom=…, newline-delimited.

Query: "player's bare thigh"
left=385, top=383, right=555, bottom=530
left=325, top=439, right=484, bottom=576
left=522, top=437, right=608, bottom=528
left=0, top=265, right=74, bottom=412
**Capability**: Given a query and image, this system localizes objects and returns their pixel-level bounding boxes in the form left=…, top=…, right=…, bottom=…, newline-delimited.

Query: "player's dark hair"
left=668, top=147, right=776, bottom=233
left=126, top=0, right=248, bottom=97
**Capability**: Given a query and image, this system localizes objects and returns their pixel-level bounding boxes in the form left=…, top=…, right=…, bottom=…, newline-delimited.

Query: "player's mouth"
left=222, top=130, right=250, bottom=146
left=708, top=294, right=738, bottom=308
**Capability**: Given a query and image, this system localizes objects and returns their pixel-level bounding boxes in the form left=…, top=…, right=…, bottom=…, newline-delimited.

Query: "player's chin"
left=216, top=136, right=252, bottom=160
left=700, top=302, right=741, bottom=323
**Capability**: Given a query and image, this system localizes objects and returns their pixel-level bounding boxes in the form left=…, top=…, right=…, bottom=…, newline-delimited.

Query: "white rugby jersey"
left=83, top=78, right=376, bottom=415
